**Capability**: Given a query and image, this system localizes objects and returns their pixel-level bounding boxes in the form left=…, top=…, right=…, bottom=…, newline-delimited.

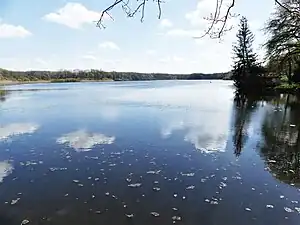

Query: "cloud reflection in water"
left=57, top=130, right=115, bottom=152
left=0, top=123, right=40, bottom=141
left=0, top=161, right=13, bottom=183
left=108, top=82, right=234, bottom=153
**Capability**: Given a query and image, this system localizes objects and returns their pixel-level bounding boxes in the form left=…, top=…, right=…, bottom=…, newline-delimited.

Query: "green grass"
left=275, top=83, right=300, bottom=93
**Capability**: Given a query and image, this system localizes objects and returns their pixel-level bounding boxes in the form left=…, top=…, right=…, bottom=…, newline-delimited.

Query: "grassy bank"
left=275, top=83, right=300, bottom=94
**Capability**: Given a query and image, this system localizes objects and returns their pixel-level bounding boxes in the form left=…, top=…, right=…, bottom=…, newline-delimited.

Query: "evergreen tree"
left=232, top=17, right=261, bottom=91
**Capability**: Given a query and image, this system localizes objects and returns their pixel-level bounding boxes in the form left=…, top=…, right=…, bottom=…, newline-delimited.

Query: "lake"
left=0, top=80, right=299, bottom=225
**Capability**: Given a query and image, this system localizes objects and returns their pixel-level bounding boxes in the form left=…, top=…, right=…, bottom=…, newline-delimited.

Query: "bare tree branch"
left=96, top=0, right=299, bottom=39
left=97, top=0, right=163, bottom=28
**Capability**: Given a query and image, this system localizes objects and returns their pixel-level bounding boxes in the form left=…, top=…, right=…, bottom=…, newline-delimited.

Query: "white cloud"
left=185, top=0, right=213, bottom=27
left=0, top=21, right=31, bottom=38
left=173, top=56, right=184, bottom=62
left=185, top=0, right=234, bottom=27
left=159, top=19, right=173, bottom=28
left=35, top=58, right=48, bottom=65
left=165, top=29, right=201, bottom=38
left=99, top=41, right=120, bottom=50
left=57, top=130, right=115, bottom=152
left=159, top=56, right=185, bottom=63
left=82, top=55, right=97, bottom=60
left=0, top=123, right=39, bottom=141
left=146, top=49, right=156, bottom=55
left=43, top=2, right=105, bottom=29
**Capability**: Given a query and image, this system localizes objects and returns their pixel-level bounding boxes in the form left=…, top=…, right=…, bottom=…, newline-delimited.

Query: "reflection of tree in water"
left=232, top=91, right=259, bottom=156
left=260, top=94, right=300, bottom=186
left=0, top=89, right=9, bottom=102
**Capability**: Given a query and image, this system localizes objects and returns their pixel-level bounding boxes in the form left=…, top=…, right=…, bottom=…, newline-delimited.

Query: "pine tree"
left=232, top=17, right=261, bottom=91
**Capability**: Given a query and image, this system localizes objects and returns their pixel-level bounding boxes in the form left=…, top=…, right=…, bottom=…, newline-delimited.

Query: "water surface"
left=0, top=80, right=299, bottom=225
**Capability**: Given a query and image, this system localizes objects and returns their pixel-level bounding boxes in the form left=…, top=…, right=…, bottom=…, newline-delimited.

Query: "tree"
left=264, top=0, right=300, bottom=84
left=232, top=17, right=261, bottom=91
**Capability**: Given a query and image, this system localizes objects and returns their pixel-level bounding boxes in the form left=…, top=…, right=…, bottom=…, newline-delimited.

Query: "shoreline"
left=0, top=79, right=114, bottom=86
left=0, top=79, right=233, bottom=86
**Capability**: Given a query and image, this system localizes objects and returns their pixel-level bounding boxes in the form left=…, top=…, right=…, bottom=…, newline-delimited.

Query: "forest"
left=0, top=68, right=231, bottom=82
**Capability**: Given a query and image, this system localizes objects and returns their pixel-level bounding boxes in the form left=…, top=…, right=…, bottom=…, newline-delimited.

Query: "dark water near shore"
left=0, top=80, right=300, bottom=225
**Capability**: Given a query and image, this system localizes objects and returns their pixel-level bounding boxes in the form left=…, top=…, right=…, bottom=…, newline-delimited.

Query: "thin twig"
left=97, top=0, right=163, bottom=28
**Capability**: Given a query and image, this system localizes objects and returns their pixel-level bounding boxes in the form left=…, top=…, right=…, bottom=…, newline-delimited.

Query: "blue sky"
left=0, top=0, right=274, bottom=73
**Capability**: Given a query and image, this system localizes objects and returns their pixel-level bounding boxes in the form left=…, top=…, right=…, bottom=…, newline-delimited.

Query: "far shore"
left=0, top=79, right=114, bottom=86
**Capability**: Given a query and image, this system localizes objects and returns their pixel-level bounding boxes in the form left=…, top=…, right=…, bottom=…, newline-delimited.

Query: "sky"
left=0, top=0, right=275, bottom=74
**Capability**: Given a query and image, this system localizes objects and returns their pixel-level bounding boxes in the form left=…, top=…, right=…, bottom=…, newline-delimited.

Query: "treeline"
left=232, top=1, right=300, bottom=94
left=0, top=68, right=231, bottom=82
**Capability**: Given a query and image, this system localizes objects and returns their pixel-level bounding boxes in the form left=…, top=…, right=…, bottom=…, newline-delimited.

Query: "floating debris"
left=186, top=185, right=195, bottom=190
left=112, top=195, right=117, bottom=199
left=73, top=180, right=79, bottom=183
left=210, top=201, right=218, bottom=205
left=153, top=187, right=161, bottom=191
left=11, top=198, right=20, bottom=205
left=49, top=167, right=67, bottom=172
left=151, top=212, right=160, bottom=217
left=280, top=195, right=285, bottom=199
left=205, top=199, right=210, bottom=203
left=126, top=178, right=131, bottom=183
left=268, top=160, right=277, bottom=163
left=105, top=192, right=110, bottom=196
left=251, top=188, right=256, bottom=191
left=200, top=178, right=207, bottom=183
left=291, top=200, right=298, bottom=204
left=21, top=219, right=30, bottom=225
left=290, top=124, right=296, bottom=127
left=181, top=172, right=195, bottom=177
left=266, top=205, right=274, bottom=209
left=147, top=170, right=161, bottom=174
left=219, top=182, right=227, bottom=188
left=295, top=207, right=300, bottom=213
left=90, top=156, right=99, bottom=160
left=182, top=196, right=186, bottom=200
left=173, top=194, right=178, bottom=198
left=222, top=177, right=227, bottom=181
left=172, top=216, right=181, bottom=221
left=284, top=207, right=294, bottom=213
left=95, top=211, right=101, bottom=214
left=128, top=183, right=142, bottom=188
left=245, top=208, right=252, bottom=212
left=125, top=214, right=134, bottom=218
left=172, top=208, right=178, bottom=211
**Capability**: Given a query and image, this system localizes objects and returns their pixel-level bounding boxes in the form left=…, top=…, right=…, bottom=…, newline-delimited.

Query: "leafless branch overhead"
left=97, top=0, right=163, bottom=28
left=97, top=0, right=299, bottom=39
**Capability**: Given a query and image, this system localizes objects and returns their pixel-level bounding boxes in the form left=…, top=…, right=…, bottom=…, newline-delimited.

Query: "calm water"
left=0, top=80, right=300, bottom=225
